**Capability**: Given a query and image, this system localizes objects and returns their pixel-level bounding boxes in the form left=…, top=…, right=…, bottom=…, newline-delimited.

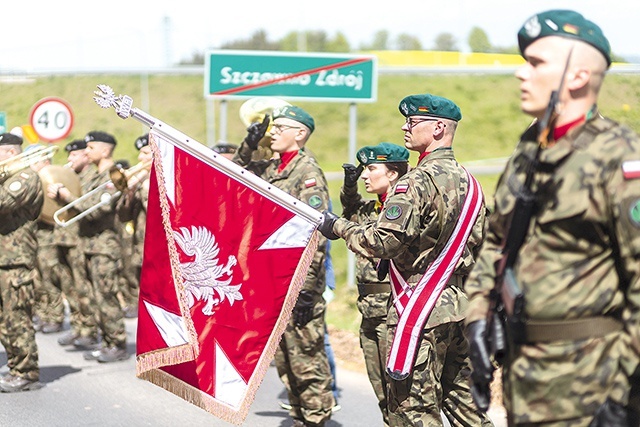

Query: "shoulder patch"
left=20, top=172, right=30, bottom=179
left=622, top=160, right=640, bottom=180
left=304, top=178, right=317, bottom=188
left=385, top=204, right=403, bottom=220
left=308, top=195, right=322, bottom=208
left=394, top=183, right=409, bottom=194
left=630, top=199, right=640, bottom=228
left=8, top=181, right=21, bottom=192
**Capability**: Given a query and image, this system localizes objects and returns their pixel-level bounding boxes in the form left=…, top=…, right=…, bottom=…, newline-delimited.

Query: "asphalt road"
left=0, top=317, right=506, bottom=427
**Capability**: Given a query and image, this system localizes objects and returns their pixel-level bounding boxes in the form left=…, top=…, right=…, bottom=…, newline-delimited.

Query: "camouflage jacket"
left=116, top=174, right=149, bottom=267
left=334, top=148, right=487, bottom=327
left=340, top=182, right=390, bottom=319
left=0, top=166, right=43, bottom=268
left=53, top=166, right=97, bottom=248
left=464, top=114, right=640, bottom=422
left=235, top=144, right=330, bottom=296
left=75, top=166, right=121, bottom=256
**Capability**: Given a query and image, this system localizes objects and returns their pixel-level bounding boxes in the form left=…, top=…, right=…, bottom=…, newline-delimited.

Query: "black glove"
left=317, top=210, right=339, bottom=240
left=588, top=399, right=630, bottom=427
left=293, top=290, right=315, bottom=327
left=243, top=115, right=270, bottom=150
left=342, top=163, right=364, bottom=188
left=377, top=259, right=390, bottom=281
left=466, top=320, right=494, bottom=412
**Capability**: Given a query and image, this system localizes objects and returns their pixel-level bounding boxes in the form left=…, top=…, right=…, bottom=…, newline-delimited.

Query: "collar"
left=278, top=150, right=299, bottom=172
left=417, top=147, right=453, bottom=166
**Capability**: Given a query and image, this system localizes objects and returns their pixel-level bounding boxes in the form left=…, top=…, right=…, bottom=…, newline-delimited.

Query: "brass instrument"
left=0, top=145, right=59, bottom=182
left=39, top=164, right=81, bottom=225
left=239, top=97, right=291, bottom=129
left=53, top=159, right=152, bottom=228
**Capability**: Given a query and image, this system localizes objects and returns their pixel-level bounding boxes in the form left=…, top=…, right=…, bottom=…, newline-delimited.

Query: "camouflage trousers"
left=118, top=263, right=140, bottom=311
left=84, top=253, right=126, bottom=349
left=360, top=315, right=390, bottom=426
left=0, top=267, right=39, bottom=380
left=387, top=320, right=493, bottom=427
left=66, top=246, right=98, bottom=338
left=34, top=244, right=72, bottom=325
left=276, top=301, right=334, bottom=427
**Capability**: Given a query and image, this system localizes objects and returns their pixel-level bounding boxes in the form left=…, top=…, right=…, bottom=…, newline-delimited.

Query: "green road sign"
left=205, top=50, right=377, bottom=103
left=0, top=112, right=6, bottom=133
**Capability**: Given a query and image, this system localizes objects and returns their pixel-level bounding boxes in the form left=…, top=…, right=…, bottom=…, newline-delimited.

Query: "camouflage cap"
left=65, top=139, right=87, bottom=152
left=134, top=134, right=149, bottom=150
left=518, top=9, right=611, bottom=66
left=85, top=130, right=117, bottom=145
left=272, top=105, right=315, bottom=133
left=357, top=142, right=410, bottom=166
left=0, top=132, right=23, bottom=146
left=399, top=94, right=462, bottom=122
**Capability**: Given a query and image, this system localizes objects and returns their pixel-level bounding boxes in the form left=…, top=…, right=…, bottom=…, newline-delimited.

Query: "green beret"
left=357, top=142, right=409, bottom=166
left=518, top=9, right=611, bottom=67
left=398, top=94, right=462, bottom=122
left=272, top=105, right=315, bottom=133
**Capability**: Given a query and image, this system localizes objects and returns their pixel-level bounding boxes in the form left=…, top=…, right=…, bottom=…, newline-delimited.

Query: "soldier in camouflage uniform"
left=234, top=106, right=334, bottom=427
left=319, top=95, right=493, bottom=427
left=116, top=134, right=152, bottom=319
left=48, top=139, right=99, bottom=348
left=0, top=132, right=45, bottom=392
left=54, top=131, right=128, bottom=363
left=340, top=142, right=410, bottom=425
left=465, top=10, right=640, bottom=426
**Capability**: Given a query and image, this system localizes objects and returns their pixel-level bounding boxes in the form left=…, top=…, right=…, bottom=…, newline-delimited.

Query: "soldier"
left=53, top=131, right=128, bottom=363
left=340, top=142, right=409, bottom=425
left=48, top=139, right=99, bottom=348
left=318, top=95, right=493, bottom=426
left=211, top=140, right=238, bottom=160
left=116, top=134, right=152, bottom=319
left=234, top=106, right=335, bottom=427
left=0, top=132, right=45, bottom=392
left=464, top=9, right=640, bottom=426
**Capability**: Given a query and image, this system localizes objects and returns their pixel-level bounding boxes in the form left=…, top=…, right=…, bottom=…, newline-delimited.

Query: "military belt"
left=525, top=316, right=623, bottom=343
left=357, top=283, right=390, bottom=296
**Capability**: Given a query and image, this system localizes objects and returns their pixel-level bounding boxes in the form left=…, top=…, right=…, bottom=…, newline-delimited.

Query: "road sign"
left=29, top=97, right=74, bottom=142
left=0, top=112, right=6, bottom=133
left=205, top=50, right=377, bottom=102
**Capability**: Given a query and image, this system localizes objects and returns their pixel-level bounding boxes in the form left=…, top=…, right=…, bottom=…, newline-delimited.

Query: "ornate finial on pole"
left=93, top=84, right=134, bottom=120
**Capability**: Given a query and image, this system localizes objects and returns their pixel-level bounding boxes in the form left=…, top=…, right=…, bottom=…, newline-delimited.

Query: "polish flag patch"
left=394, top=183, right=409, bottom=194
left=622, top=160, right=640, bottom=180
left=304, top=178, right=317, bottom=188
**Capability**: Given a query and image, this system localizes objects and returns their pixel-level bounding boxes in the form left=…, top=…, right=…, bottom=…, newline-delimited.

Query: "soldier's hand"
left=466, top=320, right=494, bottom=412
left=342, top=163, right=364, bottom=188
left=292, top=290, right=315, bottom=327
left=243, top=115, right=270, bottom=150
left=317, top=210, right=339, bottom=240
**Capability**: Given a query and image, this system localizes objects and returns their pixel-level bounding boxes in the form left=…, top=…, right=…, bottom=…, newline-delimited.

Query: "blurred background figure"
left=211, top=141, right=238, bottom=160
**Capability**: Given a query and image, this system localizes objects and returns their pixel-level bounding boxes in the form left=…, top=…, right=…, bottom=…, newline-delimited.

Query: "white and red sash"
left=386, top=170, right=483, bottom=380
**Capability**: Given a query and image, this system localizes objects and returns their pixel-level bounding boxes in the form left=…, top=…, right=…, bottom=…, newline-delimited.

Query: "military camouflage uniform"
left=0, top=166, right=44, bottom=381
left=116, top=173, right=149, bottom=314
left=340, top=181, right=391, bottom=425
left=333, top=148, right=492, bottom=426
left=74, top=167, right=126, bottom=350
left=235, top=144, right=335, bottom=426
left=60, top=166, right=99, bottom=341
left=465, top=114, right=640, bottom=425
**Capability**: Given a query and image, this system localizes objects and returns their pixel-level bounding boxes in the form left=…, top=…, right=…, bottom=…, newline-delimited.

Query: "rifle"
left=486, top=47, right=574, bottom=362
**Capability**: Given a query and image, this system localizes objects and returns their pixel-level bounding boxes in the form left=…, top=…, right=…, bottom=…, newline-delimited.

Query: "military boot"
left=0, top=374, right=44, bottom=393
left=97, top=346, right=130, bottom=363
left=58, top=331, right=79, bottom=346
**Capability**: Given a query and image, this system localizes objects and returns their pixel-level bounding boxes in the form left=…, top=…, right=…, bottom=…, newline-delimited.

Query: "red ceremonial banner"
left=136, top=130, right=319, bottom=424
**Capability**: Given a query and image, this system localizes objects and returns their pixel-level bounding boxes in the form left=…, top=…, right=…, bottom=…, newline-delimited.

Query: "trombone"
left=0, top=145, right=59, bottom=182
left=53, top=159, right=152, bottom=227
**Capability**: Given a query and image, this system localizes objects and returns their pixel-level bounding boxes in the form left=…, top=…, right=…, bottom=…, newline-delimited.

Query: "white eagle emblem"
left=173, top=226, right=243, bottom=315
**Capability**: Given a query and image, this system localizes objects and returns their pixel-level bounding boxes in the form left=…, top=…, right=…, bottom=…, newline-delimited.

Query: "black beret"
left=134, top=134, right=149, bottom=150
left=85, top=131, right=117, bottom=145
left=65, top=139, right=87, bottom=152
left=114, top=159, right=131, bottom=170
left=0, top=132, right=23, bottom=146
left=212, top=142, right=238, bottom=155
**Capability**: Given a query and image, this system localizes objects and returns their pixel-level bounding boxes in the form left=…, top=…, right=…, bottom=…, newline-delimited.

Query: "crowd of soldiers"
left=1, top=7, right=639, bottom=427
left=0, top=130, right=151, bottom=392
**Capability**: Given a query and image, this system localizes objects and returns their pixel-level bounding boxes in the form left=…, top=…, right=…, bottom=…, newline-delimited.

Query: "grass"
left=2, top=71, right=639, bottom=334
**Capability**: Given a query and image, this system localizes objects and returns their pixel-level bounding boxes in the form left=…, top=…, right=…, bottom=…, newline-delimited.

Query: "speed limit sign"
left=29, top=97, right=74, bottom=142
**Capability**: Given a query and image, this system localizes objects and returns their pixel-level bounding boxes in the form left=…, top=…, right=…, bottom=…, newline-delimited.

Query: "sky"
left=1, top=0, right=638, bottom=72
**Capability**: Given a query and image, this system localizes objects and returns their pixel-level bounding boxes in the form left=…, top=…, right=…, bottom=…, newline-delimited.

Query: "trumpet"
left=53, top=159, right=152, bottom=228
left=0, top=145, right=59, bottom=182
left=239, top=97, right=291, bottom=129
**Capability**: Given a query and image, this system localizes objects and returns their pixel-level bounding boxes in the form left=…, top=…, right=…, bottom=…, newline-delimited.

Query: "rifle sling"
left=525, top=316, right=622, bottom=343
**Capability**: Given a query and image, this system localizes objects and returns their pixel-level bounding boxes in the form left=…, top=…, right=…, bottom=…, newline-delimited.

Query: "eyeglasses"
left=404, top=117, right=439, bottom=130
left=271, top=124, right=301, bottom=134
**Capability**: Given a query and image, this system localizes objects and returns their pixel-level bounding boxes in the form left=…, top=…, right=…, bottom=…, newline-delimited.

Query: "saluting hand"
left=243, top=115, right=270, bottom=150
left=342, top=163, right=364, bottom=188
